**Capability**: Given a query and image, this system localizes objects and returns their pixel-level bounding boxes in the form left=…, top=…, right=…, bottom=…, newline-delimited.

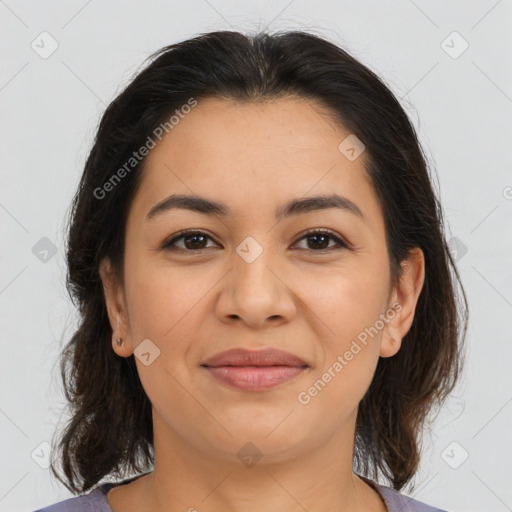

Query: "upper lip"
left=201, top=348, right=308, bottom=367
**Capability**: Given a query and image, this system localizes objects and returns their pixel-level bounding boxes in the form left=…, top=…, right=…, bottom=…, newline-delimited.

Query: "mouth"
left=201, top=347, right=309, bottom=391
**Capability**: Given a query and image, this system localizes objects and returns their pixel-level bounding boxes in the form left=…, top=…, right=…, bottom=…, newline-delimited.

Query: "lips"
left=201, top=348, right=308, bottom=391
left=201, top=348, right=308, bottom=368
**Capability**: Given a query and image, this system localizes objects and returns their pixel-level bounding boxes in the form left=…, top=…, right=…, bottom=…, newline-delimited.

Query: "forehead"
left=129, top=95, right=381, bottom=226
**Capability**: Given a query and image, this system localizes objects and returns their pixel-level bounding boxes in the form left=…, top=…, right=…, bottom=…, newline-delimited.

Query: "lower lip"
left=203, top=365, right=307, bottom=391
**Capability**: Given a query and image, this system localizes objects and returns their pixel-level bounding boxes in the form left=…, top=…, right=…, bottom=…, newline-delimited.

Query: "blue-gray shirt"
left=33, top=474, right=448, bottom=511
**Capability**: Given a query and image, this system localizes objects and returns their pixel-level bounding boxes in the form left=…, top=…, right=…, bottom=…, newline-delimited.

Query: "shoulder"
left=32, top=484, right=112, bottom=512
left=32, top=474, right=145, bottom=512
left=360, top=475, right=450, bottom=512
left=377, top=485, right=450, bottom=512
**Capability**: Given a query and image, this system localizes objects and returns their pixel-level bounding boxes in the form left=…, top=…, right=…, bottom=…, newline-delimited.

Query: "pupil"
left=185, top=234, right=206, bottom=249
left=309, top=234, right=329, bottom=250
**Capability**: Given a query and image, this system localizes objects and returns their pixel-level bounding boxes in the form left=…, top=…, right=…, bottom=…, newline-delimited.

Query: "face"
left=100, top=95, right=424, bottom=465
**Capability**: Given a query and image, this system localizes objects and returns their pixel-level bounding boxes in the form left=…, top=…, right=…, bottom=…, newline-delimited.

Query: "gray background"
left=1, top=1, right=511, bottom=511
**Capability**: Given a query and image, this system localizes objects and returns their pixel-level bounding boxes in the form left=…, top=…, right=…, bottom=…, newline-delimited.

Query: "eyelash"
left=161, top=228, right=350, bottom=254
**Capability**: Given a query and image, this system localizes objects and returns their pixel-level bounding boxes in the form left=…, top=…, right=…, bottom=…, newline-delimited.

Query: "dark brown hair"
left=50, top=29, right=468, bottom=494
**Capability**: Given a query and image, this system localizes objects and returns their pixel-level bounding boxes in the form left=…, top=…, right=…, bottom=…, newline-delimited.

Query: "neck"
left=117, top=410, right=387, bottom=512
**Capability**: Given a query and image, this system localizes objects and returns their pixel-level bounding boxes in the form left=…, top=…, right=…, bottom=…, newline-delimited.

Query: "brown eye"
left=162, top=231, right=218, bottom=252
left=293, top=229, right=348, bottom=252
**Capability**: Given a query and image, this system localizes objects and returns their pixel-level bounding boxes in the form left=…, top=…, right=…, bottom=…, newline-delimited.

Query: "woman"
left=34, top=29, right=467, bottom=512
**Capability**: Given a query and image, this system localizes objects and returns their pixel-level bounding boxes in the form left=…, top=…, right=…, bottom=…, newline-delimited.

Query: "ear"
left=380, top=247, right=425, bottom=358
left=99, top=258, right=133, bottom=357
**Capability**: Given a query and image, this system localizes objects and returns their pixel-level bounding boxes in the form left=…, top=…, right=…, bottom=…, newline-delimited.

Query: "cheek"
left=124, top=263, right=207, bottom=417
left=124, top=260, right=208, bottom=341
left=298, top=261, right=390, bottom=339
left=298, top=272, right=385, bottom=418
left=296, top=264, right=388, bottom=400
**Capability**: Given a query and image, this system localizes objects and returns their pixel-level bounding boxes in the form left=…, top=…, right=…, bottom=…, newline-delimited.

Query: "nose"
left=215, top=243, right=297, bottom=329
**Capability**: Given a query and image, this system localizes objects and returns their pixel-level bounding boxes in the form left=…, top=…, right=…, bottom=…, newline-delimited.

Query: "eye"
left=161, top=228, right=349, bottom=253
left=292, top=228, right=349, bottom=252
left=161, top=230, right=219, bottom=252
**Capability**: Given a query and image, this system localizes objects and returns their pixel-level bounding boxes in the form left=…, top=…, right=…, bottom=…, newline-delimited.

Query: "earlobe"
left=379, top=248, right=425, bottom=358
left=379, top=337, right=402, bottom=358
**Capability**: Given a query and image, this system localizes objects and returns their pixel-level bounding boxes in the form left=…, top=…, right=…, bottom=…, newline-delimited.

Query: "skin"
left=100, top=95, right=425, bottom=512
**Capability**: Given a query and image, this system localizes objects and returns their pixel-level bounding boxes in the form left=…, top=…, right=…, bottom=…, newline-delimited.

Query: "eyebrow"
left=146, top=193, right=364, bottom=221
